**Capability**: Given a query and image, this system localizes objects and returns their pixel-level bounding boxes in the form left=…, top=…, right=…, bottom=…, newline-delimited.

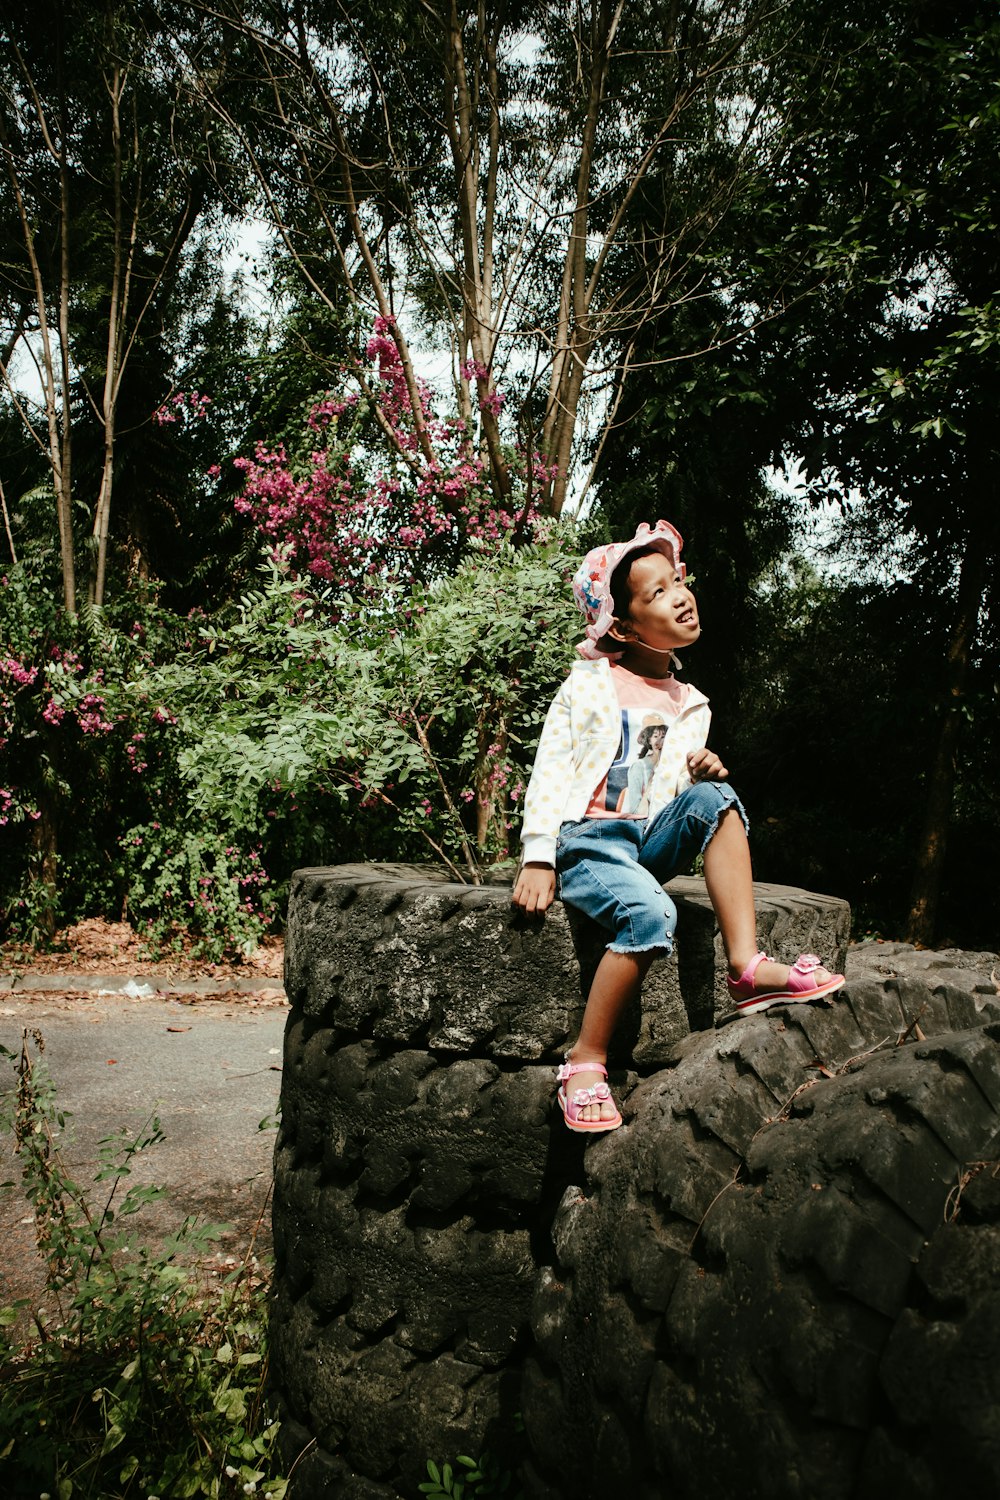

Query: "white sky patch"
left=4, top=220, right=275, bottom=413
left=222, top=220, right=275, bottom=319
left=766, top=456, right=855, bottom=575
left=4, top=335, right=47, bottom=412
left=765, top=455, right=920, bottom=586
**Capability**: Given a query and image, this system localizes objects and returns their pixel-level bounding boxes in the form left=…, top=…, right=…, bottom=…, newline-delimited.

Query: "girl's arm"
left=519, top=677, right=575, bottom=867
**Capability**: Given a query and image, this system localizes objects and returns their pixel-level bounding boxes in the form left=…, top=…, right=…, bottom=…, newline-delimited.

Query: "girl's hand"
left=512, top=863, right=557, bottom=915
left=687, top=748, right=729, bottom=783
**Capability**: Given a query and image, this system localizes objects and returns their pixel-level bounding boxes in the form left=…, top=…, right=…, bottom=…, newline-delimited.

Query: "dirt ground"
left=0, top=917, right=285, bottom=981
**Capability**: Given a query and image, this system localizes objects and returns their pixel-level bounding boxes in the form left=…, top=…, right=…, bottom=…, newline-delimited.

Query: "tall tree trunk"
left=442, top=0, right=511, bottom=501
left=905, top=537, right=988, bottom=945
left=91, top=441, right=116, bottom=605
left=0, top=18, right=77, bottom=612
left=474, top=704, right=508, bottom=855
left=539, top=0, right=623, bottom=515
left=55, top=28, right=76, bottom=614
left=91, top=62, right=129, bottom=605
left=30, top=746, right=60, bottom=940
left=0, top=474, right=17, bottom=563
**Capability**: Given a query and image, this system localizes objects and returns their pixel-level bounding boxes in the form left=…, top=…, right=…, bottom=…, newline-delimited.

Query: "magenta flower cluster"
left=1, top=656, right=38, bottom=688
left=230, top=316, right=546, bottom=593
left=1, top=646, right=128, bottom=830
left=0, top=637, right=183, bottom=844
left=153, top=390, right=212, bottom=427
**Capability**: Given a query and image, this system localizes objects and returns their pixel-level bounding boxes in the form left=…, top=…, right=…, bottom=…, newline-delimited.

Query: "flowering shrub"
left=122, top=824, right=278, bottom=960
left=1, top=311, right=589, bottom=948
left=232, top=317, right=554, bottom=595
left=0, top=518, right=589, bottom=951
left=0, top=567, right=279, bottom=951
left=0, top=652, right=43, bottom=831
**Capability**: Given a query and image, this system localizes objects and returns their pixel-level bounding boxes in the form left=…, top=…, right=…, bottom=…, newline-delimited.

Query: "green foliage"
left=121, top=825, right=276, bottom=961
left=0, top=560, right=281, bottom=951
left=136, top=530, right=583, bottom=887
left=723, top=558, right=997, bottom=945
left=589, top=1, right=1000, bottom=945
left=0, top=0, right=254, bottom=606
left=0, top=1032, right=286, bottom=1500
left=1, top=527, right=586, bottom=951
left=363, top=530, right=584, bottom=871
left=420, top=1450, right=524, bottom=1499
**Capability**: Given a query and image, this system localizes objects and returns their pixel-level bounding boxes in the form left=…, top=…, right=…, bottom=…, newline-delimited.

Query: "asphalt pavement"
left=0, top=984, right=287, bottom=1309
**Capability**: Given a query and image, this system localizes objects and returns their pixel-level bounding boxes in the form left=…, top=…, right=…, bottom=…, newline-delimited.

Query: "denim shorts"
left=556, top=781, right=748, bottom=955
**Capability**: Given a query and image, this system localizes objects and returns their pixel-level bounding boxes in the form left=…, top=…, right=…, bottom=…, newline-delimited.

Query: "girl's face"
left=650, top=725, right=666, bottom=750
left=616, top=552, right=700, bottom=654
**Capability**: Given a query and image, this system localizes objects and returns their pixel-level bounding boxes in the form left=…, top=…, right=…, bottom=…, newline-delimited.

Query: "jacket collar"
left=574, top=654, right=710, bottom=711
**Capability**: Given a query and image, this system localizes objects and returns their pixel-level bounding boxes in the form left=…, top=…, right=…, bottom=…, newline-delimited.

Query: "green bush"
left=0, top=567, right=197, bottom=943
left=121, top=824, right=277, bottom=961
left=129, top=530, right=583, bottom=892
left=2, top=529, right=586, bottom=950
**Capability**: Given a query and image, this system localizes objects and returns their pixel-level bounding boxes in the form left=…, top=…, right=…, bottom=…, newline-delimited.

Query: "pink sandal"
left=556, top=1059, right=623, bottom=1133
left=727, top=951, right=845, bottom=1016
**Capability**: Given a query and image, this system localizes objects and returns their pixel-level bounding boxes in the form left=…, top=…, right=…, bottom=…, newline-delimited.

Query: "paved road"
left=0, top=988, right=287, bottom=1308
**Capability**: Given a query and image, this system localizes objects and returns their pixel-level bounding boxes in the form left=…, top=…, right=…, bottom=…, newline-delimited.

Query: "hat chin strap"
left=620, top=635, right=683, bottom=671
left=631, top=636, right=674, bottom=655
left=608, top=628, right=681, bottom=668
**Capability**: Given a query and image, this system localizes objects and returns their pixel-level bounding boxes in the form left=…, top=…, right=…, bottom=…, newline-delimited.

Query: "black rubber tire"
left=523, top=982, right=1000, bottom=1500
left=275, top=866, right=999, bottom=1498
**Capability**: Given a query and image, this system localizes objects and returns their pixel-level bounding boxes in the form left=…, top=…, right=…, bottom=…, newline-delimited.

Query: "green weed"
left=420, top=1446, right=524, bottom=1499
left=0, top=1031, right=287, bottom=1499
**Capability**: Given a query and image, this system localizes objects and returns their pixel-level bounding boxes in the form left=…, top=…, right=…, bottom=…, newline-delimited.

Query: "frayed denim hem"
left=697, top=789, right=749, bottom=856
left=607, top=937, right=673, bottom=956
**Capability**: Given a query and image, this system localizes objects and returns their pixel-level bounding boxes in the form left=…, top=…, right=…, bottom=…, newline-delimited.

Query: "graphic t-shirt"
left=585, top=664, right=690, bottom=820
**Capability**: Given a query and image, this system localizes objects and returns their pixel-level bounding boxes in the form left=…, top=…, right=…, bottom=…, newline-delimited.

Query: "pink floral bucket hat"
left=572, top=520, right=685, bottom=659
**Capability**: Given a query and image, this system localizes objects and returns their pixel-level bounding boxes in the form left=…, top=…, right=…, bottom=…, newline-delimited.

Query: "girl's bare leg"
left=565, top=949, right=656, bottom=1122
left=703, top=808, right=836, bottom=987
left=566, top=808, right=838, bottom=1126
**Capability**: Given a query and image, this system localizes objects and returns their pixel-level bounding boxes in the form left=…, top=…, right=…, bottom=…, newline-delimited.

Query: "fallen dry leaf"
left=807, top=1058, right=836, bottom=1079
left=0, top=917, right=283, bottom=979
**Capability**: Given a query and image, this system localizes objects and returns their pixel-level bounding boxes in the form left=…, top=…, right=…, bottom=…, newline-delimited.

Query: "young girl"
left=512, top=520, right=844, bottom=1133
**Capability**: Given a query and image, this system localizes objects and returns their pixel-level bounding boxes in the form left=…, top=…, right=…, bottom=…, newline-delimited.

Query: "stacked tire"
left=524, top=981, right=1000, bottom=1499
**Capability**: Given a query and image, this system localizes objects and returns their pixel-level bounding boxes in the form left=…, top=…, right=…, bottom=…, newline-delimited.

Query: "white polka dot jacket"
left=519, top=658, right=712, bottom=866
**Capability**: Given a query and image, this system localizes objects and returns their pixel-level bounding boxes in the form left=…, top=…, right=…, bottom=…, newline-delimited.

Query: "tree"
left=583, top=1, right=1000, bottom=944
left=184, top=0, right=795, bottom=520
left=589, top=291, right=807, bottom=729
left=0, top=0, right=242, bottom=609
left=757, top=3, right=1000, bottom=944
